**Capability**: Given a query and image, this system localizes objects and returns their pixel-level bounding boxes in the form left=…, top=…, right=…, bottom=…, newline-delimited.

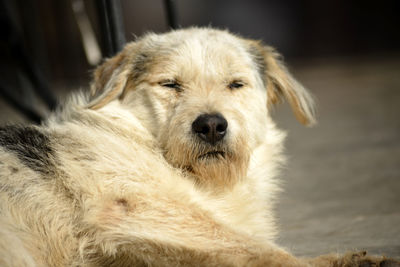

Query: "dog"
left=0, top=27, right=396, bottom=266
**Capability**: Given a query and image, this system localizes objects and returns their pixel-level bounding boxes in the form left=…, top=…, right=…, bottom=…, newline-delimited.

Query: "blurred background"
left=0, top=0, right=399, bottom=258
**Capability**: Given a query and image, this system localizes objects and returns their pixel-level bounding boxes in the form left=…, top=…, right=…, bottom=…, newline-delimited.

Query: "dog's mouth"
left=197, top=151, right=225, bottom=160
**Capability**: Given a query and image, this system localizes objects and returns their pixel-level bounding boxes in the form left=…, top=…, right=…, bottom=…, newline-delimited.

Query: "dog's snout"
left=192, top=114, right=228, bottom=145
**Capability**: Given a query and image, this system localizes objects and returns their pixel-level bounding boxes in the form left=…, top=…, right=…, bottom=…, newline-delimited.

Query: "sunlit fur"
left=0, top=28, right=388, bottom=266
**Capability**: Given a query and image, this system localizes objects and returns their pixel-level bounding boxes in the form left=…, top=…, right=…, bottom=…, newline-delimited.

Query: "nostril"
left=192, top=116, right=210, bottom=135
left=200, top=125, right=210, bottom=134
left=216, top=121, right=227, bottom=134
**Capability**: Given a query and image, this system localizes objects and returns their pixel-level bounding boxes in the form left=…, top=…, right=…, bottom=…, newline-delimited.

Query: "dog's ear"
left=249, top=42, right=316, bottom=126
left=87, top=48, right=132, bottom=109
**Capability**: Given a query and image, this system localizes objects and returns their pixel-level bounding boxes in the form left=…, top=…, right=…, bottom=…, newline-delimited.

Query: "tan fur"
left=0, top=28, right=394, bottom=266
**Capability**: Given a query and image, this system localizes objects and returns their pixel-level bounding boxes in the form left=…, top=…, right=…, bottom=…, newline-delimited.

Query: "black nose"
left=192, top=113, right=228, bottom=145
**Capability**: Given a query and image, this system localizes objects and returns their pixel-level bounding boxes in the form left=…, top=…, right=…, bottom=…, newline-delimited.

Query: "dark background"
left=1, top=0, right=399, bottom=93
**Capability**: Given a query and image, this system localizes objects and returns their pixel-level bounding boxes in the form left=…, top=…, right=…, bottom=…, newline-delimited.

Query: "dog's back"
left=0, top=124, right=75, bottom=266
left=0, top=103, right=170, bottom=265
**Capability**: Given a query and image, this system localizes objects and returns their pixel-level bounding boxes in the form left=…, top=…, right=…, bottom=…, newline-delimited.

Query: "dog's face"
left=88, top=28, right=315, bottom=187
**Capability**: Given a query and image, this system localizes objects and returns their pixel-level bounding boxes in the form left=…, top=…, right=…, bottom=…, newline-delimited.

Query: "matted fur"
left=0, top=28, right=394, bottom=266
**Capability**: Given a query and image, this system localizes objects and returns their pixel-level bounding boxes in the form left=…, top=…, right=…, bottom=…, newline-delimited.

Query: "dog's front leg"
left=76, top=189, right=305, bottom=267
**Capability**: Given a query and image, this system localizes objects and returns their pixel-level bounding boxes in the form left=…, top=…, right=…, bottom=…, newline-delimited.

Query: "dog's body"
left=0, top=28, right=392, bottom=266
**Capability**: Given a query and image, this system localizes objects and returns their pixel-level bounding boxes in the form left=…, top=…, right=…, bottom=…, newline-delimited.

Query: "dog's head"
left=88, top=28, right=315, bottom=188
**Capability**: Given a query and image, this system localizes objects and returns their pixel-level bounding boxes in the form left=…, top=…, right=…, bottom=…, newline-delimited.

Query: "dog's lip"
left=198, top=151, right=225, bottom=160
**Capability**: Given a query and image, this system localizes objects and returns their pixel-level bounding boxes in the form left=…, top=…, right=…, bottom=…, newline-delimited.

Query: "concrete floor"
left=275, top=56, right=400, bottom=258
left=1, top=55, right=399, bottom=259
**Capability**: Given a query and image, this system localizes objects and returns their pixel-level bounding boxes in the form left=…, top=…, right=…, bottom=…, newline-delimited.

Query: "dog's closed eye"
left=159, top=80, right=182, bottom=92
left=228, top=80, right=245, bottom=90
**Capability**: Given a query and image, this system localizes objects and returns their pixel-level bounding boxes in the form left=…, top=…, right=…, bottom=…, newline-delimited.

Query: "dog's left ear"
left=87, top=46, right=133, bottom=109
left=248, top=42, right=316, bottom=126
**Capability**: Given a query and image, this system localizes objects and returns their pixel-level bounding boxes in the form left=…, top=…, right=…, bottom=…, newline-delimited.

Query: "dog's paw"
left=379, top=259, right=400, bottom=267
left=307, top=251, right=400, bottom=267
left=346, top=251, right=400, bottom=267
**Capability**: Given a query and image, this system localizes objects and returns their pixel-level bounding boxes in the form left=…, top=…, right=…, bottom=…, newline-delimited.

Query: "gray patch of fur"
left=0, top=125, right=56, bottom=175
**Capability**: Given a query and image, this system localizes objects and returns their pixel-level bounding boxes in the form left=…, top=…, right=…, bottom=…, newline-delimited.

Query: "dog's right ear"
left=87, top=48, right=132, bottom=110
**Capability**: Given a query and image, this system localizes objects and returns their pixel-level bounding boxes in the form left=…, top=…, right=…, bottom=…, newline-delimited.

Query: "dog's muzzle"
left=192, top=113, right=228, bottom=146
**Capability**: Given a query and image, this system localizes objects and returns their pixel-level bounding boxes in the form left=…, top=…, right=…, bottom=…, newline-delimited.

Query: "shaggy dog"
left=0, top=28, right=396, bottom=266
